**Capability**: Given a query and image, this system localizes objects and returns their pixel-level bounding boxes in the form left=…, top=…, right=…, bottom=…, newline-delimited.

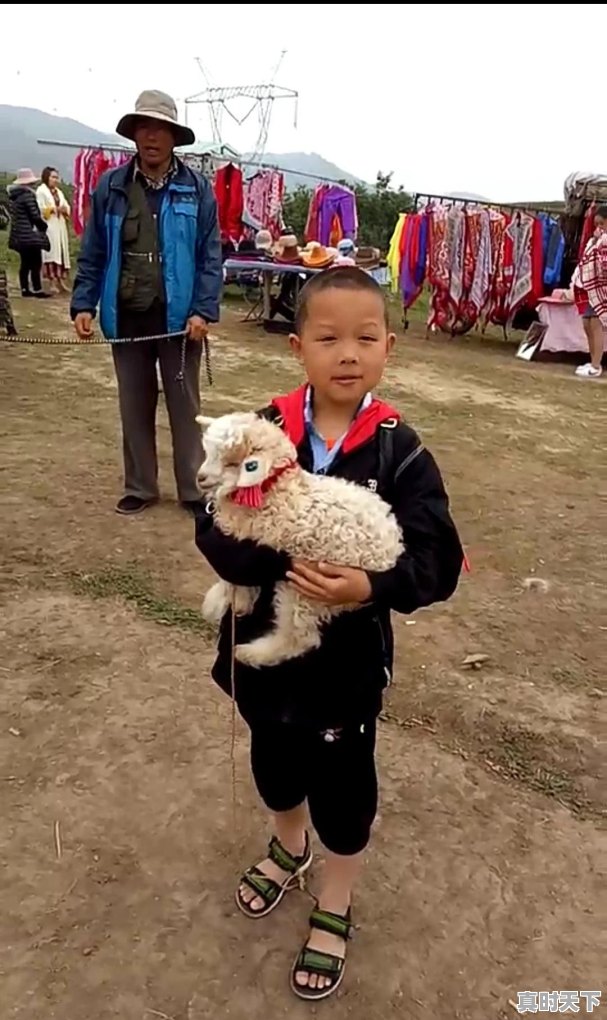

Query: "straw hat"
left=274, top=234, right=301, bottom=264
left=301, top=242, right=336, bottom=269
left=13, top=168, right=39, bottom=187
left=116, top=90, right=195, bottom=147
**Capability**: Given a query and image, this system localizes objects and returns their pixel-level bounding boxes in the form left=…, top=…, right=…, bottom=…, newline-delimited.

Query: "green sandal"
left=235, top=833, right=313, bottom=919
left=290, top=905, right=354, bottom=1001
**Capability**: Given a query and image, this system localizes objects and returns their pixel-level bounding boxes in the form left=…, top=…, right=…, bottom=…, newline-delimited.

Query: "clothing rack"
left=412, top=191, right=562, bottom=218
left=37, top=138, right=352, bottom=188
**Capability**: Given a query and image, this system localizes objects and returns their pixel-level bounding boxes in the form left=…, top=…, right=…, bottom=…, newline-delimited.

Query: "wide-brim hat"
left=355, top=246, right=381, bottom=269
left=274, top=234, right=301, bottom=264
left=302, top=243, right=336, bottom=269
left=116, top=89, right=195, bottom=148
left=13, top=168, right=39, bottom=186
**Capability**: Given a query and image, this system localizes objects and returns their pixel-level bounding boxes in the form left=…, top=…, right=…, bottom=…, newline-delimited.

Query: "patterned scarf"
left=579, top=232, right=607, bottom=325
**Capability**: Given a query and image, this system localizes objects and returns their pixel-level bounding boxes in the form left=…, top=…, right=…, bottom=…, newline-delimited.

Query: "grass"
left=71, top=566, right=213, bottom=637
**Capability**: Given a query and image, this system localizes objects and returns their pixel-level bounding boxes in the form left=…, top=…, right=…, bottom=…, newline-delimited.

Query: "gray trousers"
left=111, top=320, right=203, bottom=503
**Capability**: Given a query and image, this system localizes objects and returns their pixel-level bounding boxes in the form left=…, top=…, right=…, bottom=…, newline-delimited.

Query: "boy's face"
left=290, top=288, right=395, bottom=407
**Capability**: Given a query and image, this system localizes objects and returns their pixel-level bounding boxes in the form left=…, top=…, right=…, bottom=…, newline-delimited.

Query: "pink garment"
left=244, top=171, right=285, bottom=239
left=538, top=299, right=607, bottom=354
left=72, top=148, right=131, bottom=236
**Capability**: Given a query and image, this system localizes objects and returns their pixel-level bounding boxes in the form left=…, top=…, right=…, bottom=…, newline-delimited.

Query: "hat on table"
left=274, top=234, right=301, bottom=264
left=301, top=242, right=336, bottom=269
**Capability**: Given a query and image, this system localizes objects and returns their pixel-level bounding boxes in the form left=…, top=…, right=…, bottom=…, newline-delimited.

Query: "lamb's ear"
left=195, top=415, right=215, bottom=430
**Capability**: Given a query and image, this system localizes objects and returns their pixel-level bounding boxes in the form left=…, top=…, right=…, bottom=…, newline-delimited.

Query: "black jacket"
left=195, top=387, right=464, bottom=729
left=7, top=185, right=49, bottom=252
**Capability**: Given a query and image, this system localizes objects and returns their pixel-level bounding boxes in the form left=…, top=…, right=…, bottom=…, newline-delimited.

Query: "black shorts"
left=249, top=719, right=378, bottom=856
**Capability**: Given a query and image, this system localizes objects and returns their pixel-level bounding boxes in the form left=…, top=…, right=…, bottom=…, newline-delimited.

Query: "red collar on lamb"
left=230, top=459, right=298, bottom=509
left=272, top=384, right=401, bottom=454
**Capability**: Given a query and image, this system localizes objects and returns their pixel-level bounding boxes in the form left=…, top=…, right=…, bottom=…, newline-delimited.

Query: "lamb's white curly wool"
left=196, top=412, right=403, bottom=668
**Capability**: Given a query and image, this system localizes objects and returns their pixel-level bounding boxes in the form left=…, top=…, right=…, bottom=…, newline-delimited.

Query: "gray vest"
left=119, top=181, right=165, bottom=313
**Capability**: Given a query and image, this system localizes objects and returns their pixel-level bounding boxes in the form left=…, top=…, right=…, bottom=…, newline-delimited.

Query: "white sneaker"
left=575, top=362, right=603, bottom=379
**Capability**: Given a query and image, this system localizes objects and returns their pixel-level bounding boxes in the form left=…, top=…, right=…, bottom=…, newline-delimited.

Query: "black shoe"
left=33, top=291, right=52, bottom=300
left=115, top=495, right=154, bottom=516
left=181, top=499, right=206, bottom=519
left=21, top=290, right=34, bottom=298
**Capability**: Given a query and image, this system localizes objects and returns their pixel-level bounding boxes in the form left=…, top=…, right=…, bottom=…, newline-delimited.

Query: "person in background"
left=7, top=169, right=51, bottom=299
left=36, top=167, right=71, bottom=293
left=571, top=204, right=607, bottom=379
left=70, top=90, right=222, bottom=517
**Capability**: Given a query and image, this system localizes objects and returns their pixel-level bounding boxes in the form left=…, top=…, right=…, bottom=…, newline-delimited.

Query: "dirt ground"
left=1, top=288, right=605, bottom=1020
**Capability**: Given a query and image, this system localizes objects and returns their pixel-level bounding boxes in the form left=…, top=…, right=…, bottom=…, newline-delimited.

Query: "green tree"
left=282, top=172, right=413, bottom=252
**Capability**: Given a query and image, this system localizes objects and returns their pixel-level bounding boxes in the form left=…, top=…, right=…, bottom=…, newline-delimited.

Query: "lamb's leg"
left=235, top=582, right=325, bottom=668
left=202, top=581, right=232, bottom=625
left=202, top=581, right=260, bottom=626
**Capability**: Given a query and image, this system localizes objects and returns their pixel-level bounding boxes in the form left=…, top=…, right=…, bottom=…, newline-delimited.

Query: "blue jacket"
left=70, top=159, right=222, bottom=337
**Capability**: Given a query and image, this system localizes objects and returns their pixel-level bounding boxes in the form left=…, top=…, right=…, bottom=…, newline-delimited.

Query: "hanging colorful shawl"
left=468, top=210, right=492, bottom=319
left=387, top=214, right=407, bottom=293
left=400, top=214, right=423, bottom=309
left=447, top=206, right=466, bottom=317
left=486, top=213, right=512, bottom=327
left=506, top=212, right=533, bottom=321
left=427, top=205, right=451, bottom=329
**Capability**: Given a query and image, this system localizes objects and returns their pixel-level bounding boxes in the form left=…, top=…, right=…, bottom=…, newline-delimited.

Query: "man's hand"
left=186, top=315, right=209, bottom=342
left=74, top=312, right=94, bottom=340
left=286, top=560, right=372, bottom=606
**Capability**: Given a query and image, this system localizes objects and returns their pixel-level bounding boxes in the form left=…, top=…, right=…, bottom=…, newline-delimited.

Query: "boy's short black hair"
left=295, top=265, right=389, bottom=333
left=596, top=204, right=607, bottom=219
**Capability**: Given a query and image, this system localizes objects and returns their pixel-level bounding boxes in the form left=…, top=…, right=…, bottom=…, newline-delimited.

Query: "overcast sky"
left=1, top=2, right=604, bottom=200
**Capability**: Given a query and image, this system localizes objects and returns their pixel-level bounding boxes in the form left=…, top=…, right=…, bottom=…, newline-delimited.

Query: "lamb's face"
left=196, top=412, right=296, bottom=500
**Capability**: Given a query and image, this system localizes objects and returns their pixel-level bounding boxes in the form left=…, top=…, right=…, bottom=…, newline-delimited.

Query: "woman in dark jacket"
left=8, top=168, right=50, bottom=298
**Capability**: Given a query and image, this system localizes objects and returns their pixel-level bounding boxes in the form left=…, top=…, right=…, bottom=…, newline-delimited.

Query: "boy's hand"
left=287, top=560, right=372, bottom=606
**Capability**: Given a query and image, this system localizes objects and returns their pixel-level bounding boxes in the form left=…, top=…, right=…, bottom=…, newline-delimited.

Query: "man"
left=71, top=90, right=222, bottom=516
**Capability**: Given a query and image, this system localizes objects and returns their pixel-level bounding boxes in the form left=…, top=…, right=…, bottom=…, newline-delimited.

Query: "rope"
left=1, top=330, right=214, bottom=388
left=229, top=588, right=238, bottom=831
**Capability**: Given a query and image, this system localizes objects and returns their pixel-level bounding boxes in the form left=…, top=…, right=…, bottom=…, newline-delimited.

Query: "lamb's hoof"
left=201, top=587, right=228, bottom=626
left=232, top=587, right=259, bottom=617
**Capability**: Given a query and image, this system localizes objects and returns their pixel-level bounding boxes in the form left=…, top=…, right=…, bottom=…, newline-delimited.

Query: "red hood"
left=272, top=384, right=401, bottom=455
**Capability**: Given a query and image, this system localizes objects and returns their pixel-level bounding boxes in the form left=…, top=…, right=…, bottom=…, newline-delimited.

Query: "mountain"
left=0, top=105, right=124, bottom=179
left=0, top=105, right=362, bottom=189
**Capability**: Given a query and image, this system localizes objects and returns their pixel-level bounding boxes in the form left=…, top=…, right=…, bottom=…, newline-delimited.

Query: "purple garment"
left=317, top=186, right=357, bottom=245
left=414, top=211, right=428, bottom=287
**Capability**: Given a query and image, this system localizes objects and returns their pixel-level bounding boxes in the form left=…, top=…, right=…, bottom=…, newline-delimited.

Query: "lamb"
left=196, top=411, right=403, bottom=668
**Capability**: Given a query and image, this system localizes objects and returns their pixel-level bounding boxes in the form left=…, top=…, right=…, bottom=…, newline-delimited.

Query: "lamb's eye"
left=245, top=460, right=259, bottom=473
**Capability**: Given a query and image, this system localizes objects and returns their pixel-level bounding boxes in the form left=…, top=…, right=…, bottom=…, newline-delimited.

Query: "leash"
left=1, top=330, right=214, bottom=389
left=229, top=588, right=238, bottom=831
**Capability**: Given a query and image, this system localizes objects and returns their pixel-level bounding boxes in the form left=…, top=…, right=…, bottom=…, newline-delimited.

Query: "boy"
left=195, top=266, right=463, bottom=1001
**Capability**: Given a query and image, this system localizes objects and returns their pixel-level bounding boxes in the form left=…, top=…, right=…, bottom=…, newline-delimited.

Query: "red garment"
left=530, top=216, right=544, bottom=303
left=578, top=202, right=597, bottom=260
left=214, top=163, right=244, bottom=243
